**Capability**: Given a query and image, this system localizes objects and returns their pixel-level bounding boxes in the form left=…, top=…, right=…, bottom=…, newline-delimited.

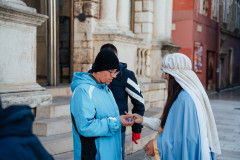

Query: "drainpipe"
left=216, top=0, right=221, bottom=92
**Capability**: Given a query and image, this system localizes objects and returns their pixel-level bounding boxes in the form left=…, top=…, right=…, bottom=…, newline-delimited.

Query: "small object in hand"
left=128, top=118, right=132, bottom=122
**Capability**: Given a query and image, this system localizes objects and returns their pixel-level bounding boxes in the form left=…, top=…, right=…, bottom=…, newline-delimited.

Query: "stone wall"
left=73, top=0, right=179, bottom=79
left=73, top=0, right=99, bottom=72
left=134, top=0, right=153, bottom=42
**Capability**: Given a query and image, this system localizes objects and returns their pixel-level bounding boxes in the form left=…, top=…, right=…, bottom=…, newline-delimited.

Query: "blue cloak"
left=156, top=90, right=215, bottom=160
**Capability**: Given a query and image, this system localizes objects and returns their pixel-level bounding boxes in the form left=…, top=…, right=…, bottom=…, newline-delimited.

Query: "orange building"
left=172, top=0, right=219, bottom=90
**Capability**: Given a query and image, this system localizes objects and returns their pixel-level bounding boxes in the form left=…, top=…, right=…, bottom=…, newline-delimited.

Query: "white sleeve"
left=142, top=117, right=161, bottom=131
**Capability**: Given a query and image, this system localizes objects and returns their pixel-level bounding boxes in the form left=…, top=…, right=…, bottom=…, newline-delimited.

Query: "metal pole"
left=48, top=0, right=57, bottom=86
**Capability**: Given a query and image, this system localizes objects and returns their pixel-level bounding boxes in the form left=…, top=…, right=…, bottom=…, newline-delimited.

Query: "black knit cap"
left=92, top=48, right=120, bottom=72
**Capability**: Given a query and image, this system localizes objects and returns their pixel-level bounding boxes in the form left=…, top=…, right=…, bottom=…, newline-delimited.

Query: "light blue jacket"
left=70, top=72, right=122, bottom=160
left=157, top=90, right=215, bottom=160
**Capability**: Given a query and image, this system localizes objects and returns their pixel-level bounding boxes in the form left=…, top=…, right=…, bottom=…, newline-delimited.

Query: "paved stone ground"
left=126, top=87, right=240, bottom=160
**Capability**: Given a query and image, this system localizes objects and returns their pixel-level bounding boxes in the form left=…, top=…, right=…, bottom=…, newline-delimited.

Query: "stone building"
left=171, top=0, right=240, bottom=91
left=0, top=0, right=179, bottom=158
left=219, top=0, right=240, bottom=89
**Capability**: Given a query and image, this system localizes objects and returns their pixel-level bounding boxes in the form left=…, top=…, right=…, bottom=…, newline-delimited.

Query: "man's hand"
left=144, top=140, right=155, bottom=156
left=132, top=132, right=141, bottom=144
left=132, top=113, right=143, bottom=124
left=120, top=114, right=134, bottom=126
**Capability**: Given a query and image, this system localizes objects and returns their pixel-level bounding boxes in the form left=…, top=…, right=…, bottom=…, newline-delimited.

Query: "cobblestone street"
left=126, top=87, right=240, bottom=160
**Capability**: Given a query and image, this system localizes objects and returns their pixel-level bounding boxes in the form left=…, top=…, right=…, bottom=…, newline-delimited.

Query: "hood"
left=71, top=72, right=107, bottom=92
left=0, top=105, right=34, bottom=137
left=119, top=62, right=127, bottom=70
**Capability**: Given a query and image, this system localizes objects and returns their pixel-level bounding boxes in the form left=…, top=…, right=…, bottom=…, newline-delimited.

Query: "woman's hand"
left=121, top=113, right=134, bottom=126
left=132, top=113, right=143, bottom=124
left=144, top=140, right=155, bottom=156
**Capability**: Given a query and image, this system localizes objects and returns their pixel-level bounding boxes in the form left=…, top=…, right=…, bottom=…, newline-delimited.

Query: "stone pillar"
left=153, top=0, right=166, bottom=41
left=117, top=0, right=131, bottom=30
left=151, top=0, right=180, bottom=80
left=99, top=0, right=117, bottom=27
left=165, top=0, right=173, bottom=40
left=0, top=0, right=52, bottom=108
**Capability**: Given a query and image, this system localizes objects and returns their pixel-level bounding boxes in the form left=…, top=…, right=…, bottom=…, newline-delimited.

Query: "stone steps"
left=52, top=127, right=158, bottom=160
left=39, top=132, right=73, bottom=155
left=38, top=106, right=162, bottom=156
left=46, top=85, right=71, bottom=97
left=54, top=151, right=74, bottom=160
left=33, top=101, right=160, bottom=137
left=35, top=83, right=166, bottom=158
left=36, top=104, right=70, bottom=119
left=33, top=116, right=72, bottom=136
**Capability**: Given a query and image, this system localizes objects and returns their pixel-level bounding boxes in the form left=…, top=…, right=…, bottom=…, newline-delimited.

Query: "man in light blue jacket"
left=70, top=48, right=134, bottom=160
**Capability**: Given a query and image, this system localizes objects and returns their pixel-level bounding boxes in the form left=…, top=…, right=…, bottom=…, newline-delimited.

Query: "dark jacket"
left=0, top=105, right=53, bottom=160
left=89, top=62, right=145, bottom=133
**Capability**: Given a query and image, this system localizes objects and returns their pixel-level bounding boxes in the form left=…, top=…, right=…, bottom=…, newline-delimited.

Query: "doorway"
left=23, top=0, right=73, bottom=86
left=206, top=51, right=216, bottom=91
left=59, top=0, right=71, bottom=84
left=227, top=49, right=233, bottom=85
left=219, top=54, right=227, bottom=89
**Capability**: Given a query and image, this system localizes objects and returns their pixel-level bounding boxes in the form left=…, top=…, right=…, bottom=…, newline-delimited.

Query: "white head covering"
left=161, top=53, right=221, bottom=159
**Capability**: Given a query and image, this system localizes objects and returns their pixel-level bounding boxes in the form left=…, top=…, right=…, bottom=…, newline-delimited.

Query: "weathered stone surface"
left=83, top=2, right=99, bottom=18
left=143, top=0, right=153, bottom=12
left=73, top=64, right=81, bottom=72
left=73, top=2, right=83, bottom=17
left=40, top=132, right=73, bottom=155
left=134, top=23, right=141, bottom=33
left=1, top=90, right=52, bottom=108
left=36, top=104, right=70, bottom=118
left=135, top=12, right=153, bottom=23
left=150, top=100, right=165, bottom=108
left=73, top=48, right=93, bottom=64
left=54, top=152, right=73, bottom=160
left=125, top=128, right=157, bottom=155
left=74, top=32, right=86, bottom=41
left=136, top=33, right=152, bottom=42
left=0, top=0, right=51, bottom=108
left=148, top=90, right=165, bottom=102
left=142, top=23, right=152, bottom=33
left=80, top=64, right=92, bottom=72
left=135, top=1, right=142, bottom=12
left=33, top=116, right=72, bottom=136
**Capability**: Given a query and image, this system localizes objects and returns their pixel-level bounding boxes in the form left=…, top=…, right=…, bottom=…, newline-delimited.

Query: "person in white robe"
left=133, top=53, right=221, bottom=160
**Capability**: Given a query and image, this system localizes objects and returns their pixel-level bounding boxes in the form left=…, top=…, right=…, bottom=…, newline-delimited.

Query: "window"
left=235, top=1, right=240, bottom=28
left=223, top=0, right=228, bottom=23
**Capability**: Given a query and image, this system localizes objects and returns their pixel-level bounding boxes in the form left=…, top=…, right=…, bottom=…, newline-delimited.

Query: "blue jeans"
left=121, top=132, right=125, bottom=160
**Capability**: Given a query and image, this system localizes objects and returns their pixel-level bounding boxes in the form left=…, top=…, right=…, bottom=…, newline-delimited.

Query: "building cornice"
left=93, top=27, right=143, bottom=44
left=221, top=27, right=240, bottom=38
left=0, top=4, right=48, bottom=26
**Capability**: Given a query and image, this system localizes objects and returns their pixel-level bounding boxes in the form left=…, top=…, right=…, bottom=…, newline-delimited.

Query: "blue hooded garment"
left=0, top=105, right=53, bottom=160
left=157, top=90, right=215, bottom=160
left=70, top=72, right=122, bottom=160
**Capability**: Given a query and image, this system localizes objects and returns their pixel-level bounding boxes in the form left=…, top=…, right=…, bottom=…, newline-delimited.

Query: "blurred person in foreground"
left=70, top=48, right=134, bottom=160
left=0, top=100, right=53, bottom=160
left=133, top=53, right=221, bottom=160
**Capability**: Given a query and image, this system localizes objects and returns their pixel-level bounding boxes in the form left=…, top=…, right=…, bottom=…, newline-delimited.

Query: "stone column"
left=99, top=0, right=117, bottom=27
left=153, top=0, right=173, bottom=41
left=0, top=0, right=52, bottom=108
left=117, top=0, right=131, bottom=30
left=153, top=0, right=166, bottom=41
left=165, top=0, right=173, bottom=40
